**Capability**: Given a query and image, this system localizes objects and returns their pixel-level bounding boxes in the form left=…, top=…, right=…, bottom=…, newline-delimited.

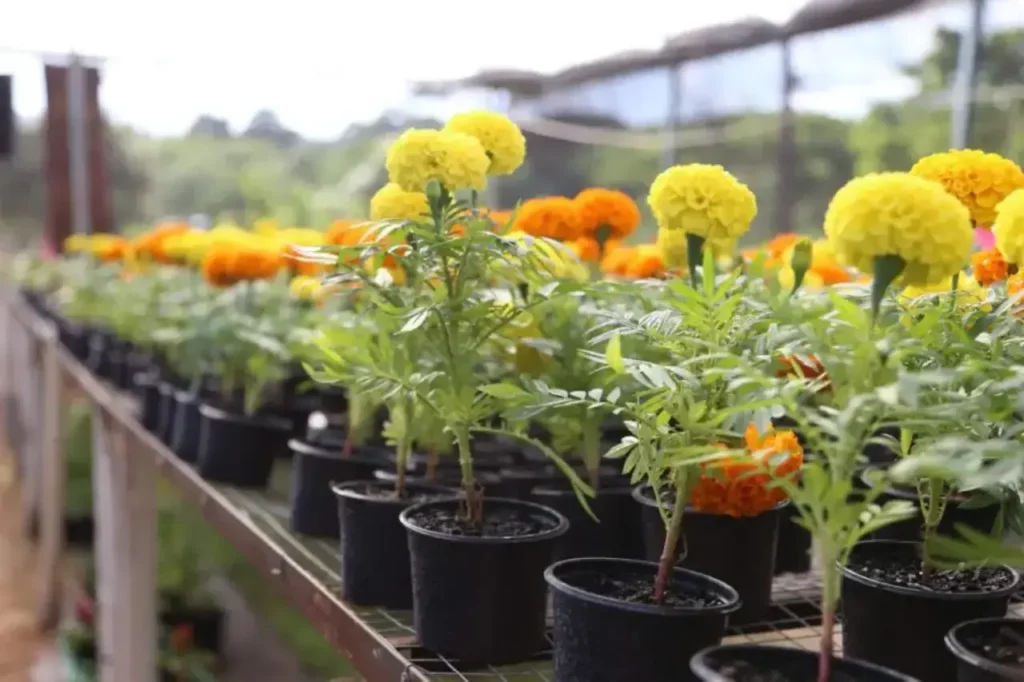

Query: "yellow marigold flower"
left=910, top=149, right=1024, bottom=227
left=992, top=189, right=1024, bottom=266
left=289, top=275, right=322, bottom=300
left=63, top=234, right=90, bottom=254
left=385, top=129, right=489, bottom=193
left=253, top=218, right=281, bottom=236
left=624, top=244, right=665, bottom=279
left=443, top=111, right=526, bottom=176
left=647, top=164, right=757, bottom=247
left=901, top=273, right=987, bottom=309
left=369, top=183, right=429, bottom=222
left=824, top=172, right=973, bottom=286
left=657, top=226, right=688, bottom=269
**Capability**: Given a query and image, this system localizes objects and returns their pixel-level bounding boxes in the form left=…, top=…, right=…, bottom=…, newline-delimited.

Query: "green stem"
left=394, top=395, right=415, bottom=498
left=921, top=476, right=945, bottom=578
left=455, top=425, right=481, bottom=526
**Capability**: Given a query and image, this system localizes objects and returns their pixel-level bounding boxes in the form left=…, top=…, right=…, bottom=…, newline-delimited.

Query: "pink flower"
left=976, top=227, right=996, bottom=251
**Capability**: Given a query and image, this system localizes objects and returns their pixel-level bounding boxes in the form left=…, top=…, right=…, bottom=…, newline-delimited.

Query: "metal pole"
left=67, top=55, right=92, bottom=235
left=662, top=62, right=683, bottom=168
left=950, top=0, right=987, bottom=149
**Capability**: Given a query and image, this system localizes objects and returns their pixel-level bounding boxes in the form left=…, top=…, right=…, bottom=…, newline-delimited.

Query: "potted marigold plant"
left=839, top=298, right=1023, bottom=682
left=693, top=171, right=976, bottom=681
left=483, top=290, right=643, bottom=560
left=345, top=113, right=589, bottom=664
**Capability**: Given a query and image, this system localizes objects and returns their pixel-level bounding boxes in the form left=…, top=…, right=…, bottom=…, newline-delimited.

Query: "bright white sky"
left=0, top=0, right=808, bottom=138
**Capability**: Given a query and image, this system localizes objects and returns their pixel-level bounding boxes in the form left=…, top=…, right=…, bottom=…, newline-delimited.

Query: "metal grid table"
left=14, top=297, right=1024, bottom=681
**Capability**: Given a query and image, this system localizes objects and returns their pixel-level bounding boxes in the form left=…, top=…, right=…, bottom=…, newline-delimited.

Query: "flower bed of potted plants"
left=19, top=125, right=1024, bottom=682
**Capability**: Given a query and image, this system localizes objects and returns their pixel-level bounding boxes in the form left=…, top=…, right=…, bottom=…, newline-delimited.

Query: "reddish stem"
left=817, top=605, right=835, bottom=682
left=426, top=449, right=439, bottom=481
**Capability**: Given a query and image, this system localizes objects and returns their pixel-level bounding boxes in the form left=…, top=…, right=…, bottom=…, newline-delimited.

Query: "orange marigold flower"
left=325, top=219, right=357, bottom=245
left=1009, top=274, right=1024, bottom=307
left=574, top=188, right=641, bottom=240
left=483, top=209, right=512, bottom=232
left=513, top=197, right=583, bottom=241
left=623, top=244, right=665, bottom=279
left=569, top=236, right=600, bottom=262
left=96, top=237, right=128, bottom=262
left=776, top=355, right=829, bottom=393
left=971, top=248, right=1010, bottom=286
left=134, top=222, right=191, bottom=264
left=201, top=245, right=239, bottom=288
left=600, top=242, right=635, bottom=277
left=763, top=233, right=800, bottom=265
left=689, top=424, right=803, bottom=518
left=283, top=243, right=328, bottom=276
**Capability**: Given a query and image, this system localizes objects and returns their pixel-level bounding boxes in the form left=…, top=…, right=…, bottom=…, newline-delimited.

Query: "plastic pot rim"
left=545, top=556, right=741, bottom=618
left=689, top=643, right=920, bottom=681
left=839, top=539, right=1021, bottom=601
left=198, top=402, right=293, bottom=432
left=331, top=479, right=456, bottom=505
left=945, top=617, right=1024, bottom=680
left=289, top=438, right=386, bottom=464
left=399, top=496, right=570, bottom=545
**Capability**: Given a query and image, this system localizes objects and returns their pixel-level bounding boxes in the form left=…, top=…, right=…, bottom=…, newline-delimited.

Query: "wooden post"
left=37, top=327, right=65, bottom=629
left=92, top=407, right=157, bottom=682
left=19, top=321, right=44, bottom=535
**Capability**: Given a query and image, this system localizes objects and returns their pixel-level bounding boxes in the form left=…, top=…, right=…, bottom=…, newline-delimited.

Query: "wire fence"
left=0, top=0, right=1021, bottom=248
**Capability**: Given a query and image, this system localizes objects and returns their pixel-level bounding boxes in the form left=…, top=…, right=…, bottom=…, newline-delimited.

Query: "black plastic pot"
left=495, top=464, right=621, bottom=500
left=333, top=480, right=453, bottom=608
left=774, top=502, right=812, bottom=575
left=137, top=373, right=161, bottom=433
left=289, top=440, right=385, bottom=537
left=86, top=330, right=114, bottom=379
left=860, top=473, right=1001, bottom=542
left=170, top=390, right=202, bottom=463
left=690, top=644, right=919, bottom=681
left=156, top=382, right=178, bottom=446
left=946, top=618, right=1024, bottom=682
left=160, top=605, right=225, bottom=654
left=532, top=482, right=644, bottom=560
left=373, top=467, right=502, bottom=491
left=546, top=557, right=741, bottom=682
left=58, top=321, right=91, bottom=361
left=400, top=497, right=568, bottom=664
left=64, top=514, right=94, bottom=550
left=634, top=486, right=784, bottom=624
left=841, top=540, right=1020, bottom=682
left=195, top=404, right=292, bottom=488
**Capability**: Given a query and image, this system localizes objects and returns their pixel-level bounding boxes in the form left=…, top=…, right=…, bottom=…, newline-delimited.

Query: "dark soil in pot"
left=137, top=373, right=161, bottom=433
left=64, top=514, right=94, bottom=550
left=170, top=390, right=202, bottom=463
left=160, top=605, right=225, bottom=654
left=690, top=644, right=919, bottom=681
left=546, top=557, right=740, bottom=682
left=333, top=480, right=454, bottom=608
left=841, top=540, right=1020, bottom=682
left=634, top=486, right=784, bottom=624
left=859, top=473, right=1001, bottom=542
left=400, top=496, right=568, bottom=665
left=289, top=440, right=386, bottom=537
left=156, top=381, right=178, bottom=446
left=532, top=481, right=644, bottom=560
left=946, top=618, right=1024, bottom=682
left=195, top=404, right=292, bottom=488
